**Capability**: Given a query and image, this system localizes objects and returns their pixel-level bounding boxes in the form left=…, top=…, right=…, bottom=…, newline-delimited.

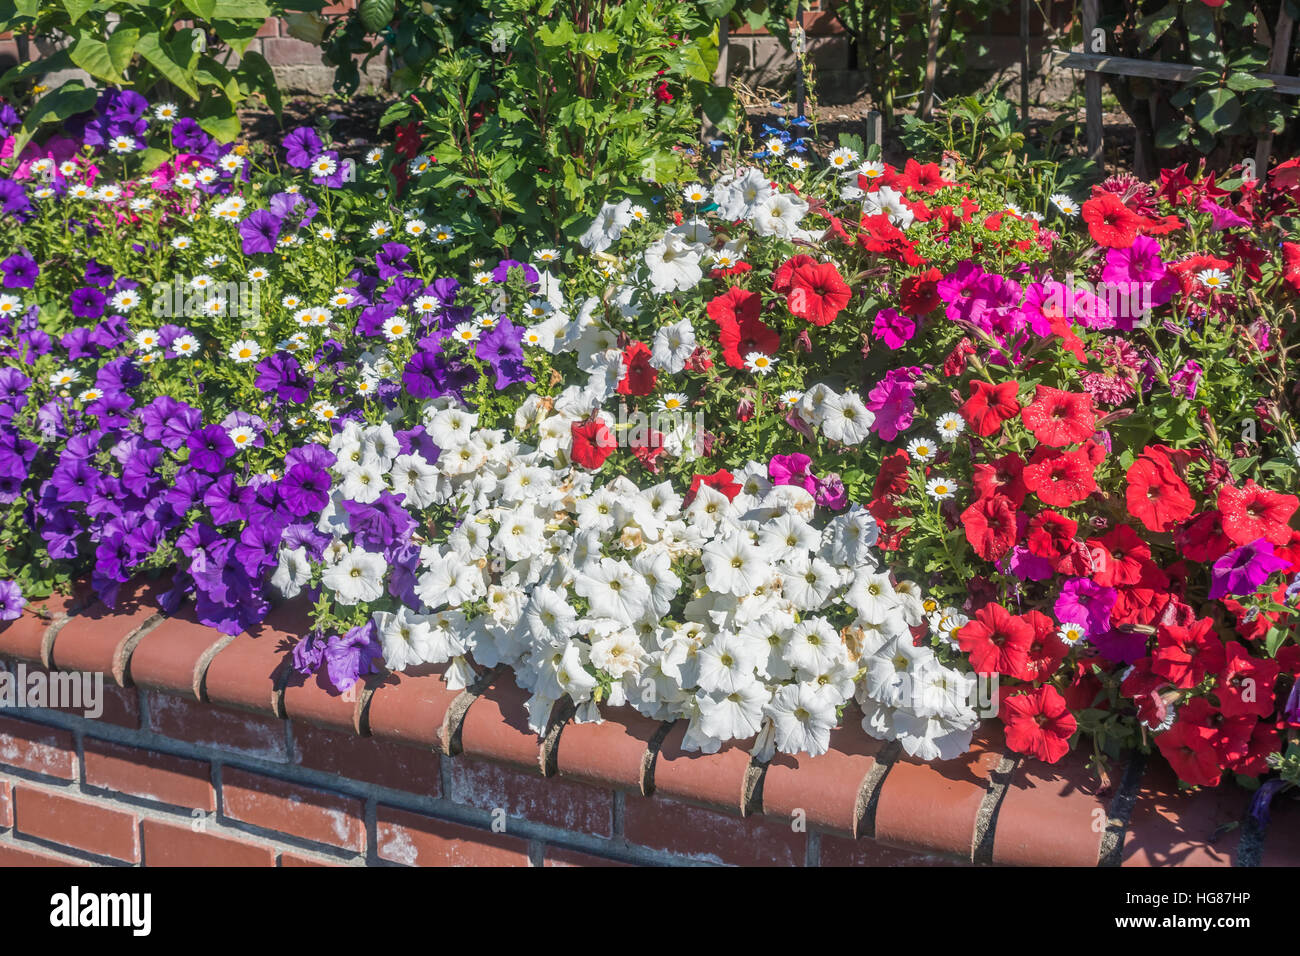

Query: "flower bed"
left=0, top=91, right=1298, bottom=819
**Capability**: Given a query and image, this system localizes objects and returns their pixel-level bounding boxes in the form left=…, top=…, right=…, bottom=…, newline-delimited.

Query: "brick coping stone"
left=0, top=578, right=1295, bottom=867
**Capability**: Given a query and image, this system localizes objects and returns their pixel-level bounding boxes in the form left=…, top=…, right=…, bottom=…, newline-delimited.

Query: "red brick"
left=141, top=817, right=275, bottom=867
left=292, top=722, right=440, bottom=796
left=0, top=591, right=86, bottom=664
left=376, top=805, right=530, bottom=866
left=256, top=17, right=280, bottom=37
left=542, top=845, right=632, bottom=867
left=554, top=706, right=661, bottom=794
left=0, top=840, right=88, bottom=866
left=221, top=767, right=365, bottom=852
left=871, top=726, right=1005, bottom=859
left=259, top=36, right=326, bottom=68
left=279, top=850, right=345, bottom=866
left=651, top=721, right=752, bottom=813
left=448, top=756, right=612, bottom=837
left=14, top=785, right=139, bottom=862
left=127, top=605, right=229, bottom=700
left=363, top=664, right=461, bottom=751
left=993, top=747, right=1117, bottom=866
left=0, top=778, right=10, bottom=827
left=820, top=834, right=969, bottom=866
left=0, top=715, right=76, bottom=780
left=623, top=794, right=806, bottom=866
left=49, top=576, right=170, bottom=681
left=2, top=661, right=141, bottom=728
left=83, top=738, right=215, bottom=812
left=1121, top=762, right=1249, bottom=867
left=761, top=705, right=885, bottom=837
left=458, top=676, right=545, bottom=771
left=201, top=599, right=298, bottom=717
left=147, top=692, right=288, bottom=761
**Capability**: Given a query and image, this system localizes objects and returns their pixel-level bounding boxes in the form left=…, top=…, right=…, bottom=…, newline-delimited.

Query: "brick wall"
left=0, top=687, right=954, bottom=867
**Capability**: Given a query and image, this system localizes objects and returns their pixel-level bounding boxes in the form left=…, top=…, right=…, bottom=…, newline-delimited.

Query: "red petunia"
left=1282, top=242, right=1300, bottom=295
left=1081, top=191, right=1142, bottom=248
left=1022, top=446, right=1098, bottom=507
left=570, top=419, right=617, bottom=470
left=786, top=259, right=851, bottom=326
left=1156, top=717, right=1223, bottom=788
left=716, top=314, right=780, bottom=370
left=705, top=285, right=761, bottom=326
left=899, top=267, right=942, bottom=315
left=1026, top=510, right=1078, bottom=561
left=1020, top=385, right=1096, bottom=447
left=1125, top=452, right=1195, bottom=532
left=960, top=379, right=1021, bottom=437
left=1217, top=479, right=1299, bottom=547
left=685, top=468, right=742, bottom=506
left=1151, top=618, right=1226, bottom=689
left=956, top=602, right=1034, bottom=678
left=1087, top=524, right=1152, bottom=587
left=1231, top=720, right=1281, bottom=777
left=1174, top=510, right=1234, bottom=563
left=961, top=494, right=1019, bottom=561
left=1217, top=641, right=1280, bottom=719
left=893, top=158, right=952, bottom=194
left=1179, top=697, right=1254, bottom=766
left=616, top=341, right=657, bottom=396
left=1022, top=609, right=1070, bottom=683
left=1001, top=685, right=1077, bottom=764
left=772, top=254, right=818, bottom=293
left=971, top=453, right=1028, bottom=507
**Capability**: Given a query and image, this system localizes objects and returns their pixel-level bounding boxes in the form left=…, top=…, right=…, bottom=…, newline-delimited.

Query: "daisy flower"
left=59, top=160, right=78, bottom=177
left=228, top=426, right=256, bottom=450
left=787, top=155, right=809, bottom=172
left=95, top=185, right=122, bottom=202
left=330, top=290, right=354, bottom=308
left=745, top=352, right=777, bottom=375
left=312, top=401, right=338, bottom=423
left=364, top=147, right=384, bottom=165
left=779, top=390, right=803, bottom=408
left=1197, top=268, right=1229, bottom=291
left=629, top=204, right=649, bottom=223
left=533, top=248, right=560, bottom=263
left=174, top=173, right=198, bottom=190
left=196, top=167, right=219, bottom=185
left=78, top=388, right=103, bottom=404
left=172, top=335, right=200, bottom=357
left=228, top=339, right=261, bottom=363
left=130, top=197, right=154, bottom=212
left=111, top=289, right=141, bottom=312
left=171, top=235, right=192, bottom=250
left=247, top=266, right=269, bottom=282
left=906, top=436, right=938, bottom=461
left=367, top=221, right=391, bottom=239
left=190, top=274, right=215, bottom=291
left=523, top=299, right=552, bottom=320
left=203, top=254, right=227, bottom=269
left=154, top=103, right=179, bottom=122
left=135, top=329, right=160, bottom=351
left=1050, top=193, right=1079, bottom=217
left=357, top=380, right=375, bottom=397
left=683, top=183, right=709, bottom=203
left=858, top=160, right=887, bottom=181
left=316, top=225, right=336, bottom=241
left=0, top=295, right=22, bottom=316
left=925, top=476, right=956, bottom=500
left=408, top=155, right=433, bottom=175
left=472, top=271, right=493, bottom=286
left=404, top=219, right=427, bottom=237
left=109, top=136, right=136, bottom=154
left=201, top=298, right=226, bottom=317
left=451, top=323, right=480, bottom=343
left=34, top=186, right=54, bottom=200
left=430, top=224, right=454, bottom=244
left=383, top=317, right=410, bottom=341
left=475, top=313, right=498, bottom=329
left=765, top=137, right=786, bottom=156
left=827, top=147, right=859, bottom=172
left=658, top=393, right=689, bottom=412
left=219, top=152, right=245, bottom=174
left=49, top=368, right=79, bottom=387
left=1057, top=622, right=1087, bottom=646
left=936, top=412, right=966, bottom=442
left=412, top=296, right=440, bottom=316
left=282, top=294, right=302, bottom=309
left=69, top=183, right=93, bottom=199
left=310, top=154, right=337, bottom=178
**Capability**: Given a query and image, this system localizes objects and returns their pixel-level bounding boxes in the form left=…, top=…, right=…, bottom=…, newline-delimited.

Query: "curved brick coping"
left=1, top=581, right=1296, bottom=867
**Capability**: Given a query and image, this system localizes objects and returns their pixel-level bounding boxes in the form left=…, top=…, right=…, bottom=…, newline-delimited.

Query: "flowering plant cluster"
left=1, top=91, right=1298, bottom=803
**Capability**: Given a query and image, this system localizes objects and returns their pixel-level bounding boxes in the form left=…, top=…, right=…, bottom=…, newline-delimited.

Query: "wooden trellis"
left=1054, top=0, right=1298, bottom=169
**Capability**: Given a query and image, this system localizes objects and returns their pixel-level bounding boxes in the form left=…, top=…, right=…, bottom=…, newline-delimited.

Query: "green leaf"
left=210, top=0, right=269, bottom=18
left=181, top=0, right=217, bottom=17
left=378, top=98, right=413, bottom=128
left=1194, top=88, right=1240, bottom=133
left=238, top=49, right=280, bottom=116
left=538, top=21, right=576, bottom=46
left=12, top=83, right=98, bottom=156
left=63, top=0, right=96, bottom=25
left=197, top=107, right=241, bottom=142
left=1226, top=71, right=1273, bottom=93
left=137, top=32, right=200, bottom=99
left=1154, top=122, right=1186, bottom=149
left=106, top=26, right=139, bottom=77
left=211, top=18, right=261, bottom=56
left=358, top=0, right=394, bottom=33
left=1135, top=3, right=1177, bottom=51
left=141, top=147, right=172, bottom=172
left=69, top=35, right=124, bottom=83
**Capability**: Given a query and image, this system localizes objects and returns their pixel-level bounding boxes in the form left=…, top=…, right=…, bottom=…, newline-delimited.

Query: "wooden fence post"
left=1255, top=7, right=1295, bottom=174
left=921, top=0, right=943, bottom=120
left=1082, top=0, right=1103, bottom=165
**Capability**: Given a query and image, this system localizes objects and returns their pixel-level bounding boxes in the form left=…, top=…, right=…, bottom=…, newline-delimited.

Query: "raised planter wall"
left=0, top=579, right=1297, bottom=867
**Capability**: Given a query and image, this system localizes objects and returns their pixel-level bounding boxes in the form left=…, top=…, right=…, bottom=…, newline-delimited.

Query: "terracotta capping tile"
left=649, top=720, right=755, bottom=815
left=201, top=599, right=305, bottom=718
left=871, top=725, right=1007, bottom=861
left=48, top=576, right=173, bottom=684
left=361, top=663, right=463, bottom=752
left=0, top=587, right=94, bottom=664
left=127, top=601, right=232, bottom=701
left=456, top=670, right=550, bottom=773
left=282, top=670, right=367, bottom=734
left=1260, top=795, right=1300, bottom=866
left=554, top=705, right=666, bottom=795
left=1120, top=760, right=1252, bottom=867
left=759, top=704, right=889, bottom=838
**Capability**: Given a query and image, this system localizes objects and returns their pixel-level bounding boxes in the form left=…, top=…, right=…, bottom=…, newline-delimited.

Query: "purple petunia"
left=253, top=353, right=311, bottom=404
left=1, top=254, right=37, bottom=289
left=186, top=425, right=237, bottom=473
left=69, top=286, right=106, bottom=319
left=1055, top=577, right=1118, bottom=636
left=0, top=579, right=24, bottom=621
left=283, top=127, right=323, bottom=170
left=239, top=209, right=283, bottom=255
left=1208, top=538, right=1291, bottom=600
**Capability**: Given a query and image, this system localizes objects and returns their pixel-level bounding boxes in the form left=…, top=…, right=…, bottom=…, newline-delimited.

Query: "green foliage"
left=323, top=0, right=737, bottom=253
left=0, top=0, right=326, bottom=151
